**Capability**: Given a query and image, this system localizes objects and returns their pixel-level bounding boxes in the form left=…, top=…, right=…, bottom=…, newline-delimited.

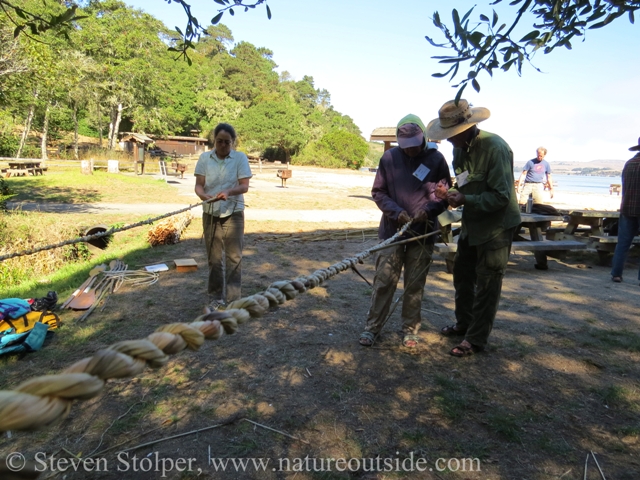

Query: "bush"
left=294, top=129, right=368, bottom=169
left=0, top=134, right=19, bottom=157
left=294, top=143, right=345, bottom=168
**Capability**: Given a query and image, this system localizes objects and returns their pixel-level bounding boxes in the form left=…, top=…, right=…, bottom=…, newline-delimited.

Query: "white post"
left=80, top=159, right=93, bottom=175
left=259, top=158, right=262, bottom=173
left=107, top=159, right=120, bottom=173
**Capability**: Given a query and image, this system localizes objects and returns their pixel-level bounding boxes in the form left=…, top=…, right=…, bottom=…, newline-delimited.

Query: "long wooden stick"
left=243, top=419, right=310, bottom=444
left=369, top=230, right=440, bottom=253
left=119, top=414, right=242, bottom=453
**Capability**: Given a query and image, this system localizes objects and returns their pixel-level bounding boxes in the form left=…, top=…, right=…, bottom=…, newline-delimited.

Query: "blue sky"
left=126, top=0, right=640, bottom=164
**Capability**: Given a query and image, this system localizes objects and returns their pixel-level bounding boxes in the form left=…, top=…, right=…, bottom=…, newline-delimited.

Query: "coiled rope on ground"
left=0, top=221, right=412, bottom=434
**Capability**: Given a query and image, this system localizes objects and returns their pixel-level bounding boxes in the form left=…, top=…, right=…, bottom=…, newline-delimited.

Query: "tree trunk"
left=16, top=90, right=38, bottom=158
left=72, top=102, right=79, bottom=160
left=40, top=101, right=51, bottom=161
left=107, top=105, right=116, bottom=150
left=111, top=103, right=123, bottom=150
left=96, top=97, right=103, bottom=148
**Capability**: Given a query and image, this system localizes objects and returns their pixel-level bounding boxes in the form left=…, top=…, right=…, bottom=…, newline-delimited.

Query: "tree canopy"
left=426, top=0, right=640, bottom=101
left=0, top=1, right=365, bottom=168
left=2, top=0, right=638, bottom=100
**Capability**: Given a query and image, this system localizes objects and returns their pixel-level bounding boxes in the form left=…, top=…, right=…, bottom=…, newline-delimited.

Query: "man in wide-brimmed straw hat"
left=426, top=99, right=521, bottom=357
left=610, top=137, right=640, bottom=284
left=359, top=114, right=451, bottom=348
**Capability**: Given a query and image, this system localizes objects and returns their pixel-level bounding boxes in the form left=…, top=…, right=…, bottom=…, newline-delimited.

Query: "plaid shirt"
left=621, top=152, right=640, bottom=217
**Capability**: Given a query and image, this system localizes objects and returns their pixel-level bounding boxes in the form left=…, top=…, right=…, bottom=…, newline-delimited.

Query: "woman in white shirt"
left=194, top=123, right=252, bottom=305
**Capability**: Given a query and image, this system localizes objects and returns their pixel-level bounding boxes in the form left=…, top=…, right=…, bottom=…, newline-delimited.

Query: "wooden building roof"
left=370, top=127, right=396, bottom=142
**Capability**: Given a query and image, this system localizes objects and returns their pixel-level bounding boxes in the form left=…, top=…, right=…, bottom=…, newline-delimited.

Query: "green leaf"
left=461, top=6, right=474, bottom=23
left=454, top=83, right=467, bottom=105
left=479, top=14, right=489, bottom=22
left=211, top=12, right=224, bottom=24
left=15, top=8, right=26, bottom=19
left=472, top=79, right=480, bottom=93
left=267, top=5, right=272, bottom=20
left=519, top=30, right=540, bottom=42
left=229, top=8, right=235, bottom=16
left=175, top=26, right=183, bottom=35
left=492, top=9, right=498, bottom=27
left=433, top=11, right=441, bottom=27
left=214, top=0, right=226, bottom=5
left=630, top=10, right=635, bottom=24
left=452, top=9, right=462, bottom=36
left=469, top=31, right=484, bottom=48
left=13, top=25, right=25, bottom=38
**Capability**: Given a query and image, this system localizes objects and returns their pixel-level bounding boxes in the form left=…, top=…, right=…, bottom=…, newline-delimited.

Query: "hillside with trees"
left=0, top=0, right=368, bottom=169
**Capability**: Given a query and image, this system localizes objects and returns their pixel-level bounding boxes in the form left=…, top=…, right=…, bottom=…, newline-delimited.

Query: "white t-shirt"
left=194, top=149, right=253, bottom=217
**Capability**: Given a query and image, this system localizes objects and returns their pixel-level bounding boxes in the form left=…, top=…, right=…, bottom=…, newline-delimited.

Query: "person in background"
left=610, top=137, right=640, bottom=284
left=359, top=114, right=451, bottom=348
left=516, top=147, right=554, bottom=206
left=426, top=99, right=521, bottom=357
left=194, top=123, right=252, bottom=306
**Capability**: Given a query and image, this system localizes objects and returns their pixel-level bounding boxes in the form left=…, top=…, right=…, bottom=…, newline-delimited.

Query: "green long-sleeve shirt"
left=452, top=130, right=521, bottom=246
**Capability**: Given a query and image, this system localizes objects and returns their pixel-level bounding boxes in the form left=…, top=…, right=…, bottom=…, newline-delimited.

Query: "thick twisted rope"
left=0, top=221, right=413, bottom=434
left=0, top=199, right=220, bottom=262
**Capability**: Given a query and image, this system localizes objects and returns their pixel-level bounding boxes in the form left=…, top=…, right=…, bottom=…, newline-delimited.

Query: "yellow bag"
left=0, top=311, right=61, bottom=334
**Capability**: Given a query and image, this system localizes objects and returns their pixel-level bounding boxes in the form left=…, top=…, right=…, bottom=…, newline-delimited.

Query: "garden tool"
left=60, top=264, right=107, bottom=310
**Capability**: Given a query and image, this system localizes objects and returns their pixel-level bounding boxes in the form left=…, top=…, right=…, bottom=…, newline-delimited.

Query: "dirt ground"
left=1, top=165, right=639, bottom=480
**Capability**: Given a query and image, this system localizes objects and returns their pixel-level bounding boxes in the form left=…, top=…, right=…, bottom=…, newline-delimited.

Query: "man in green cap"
left=359, top=114, right=451, bottom=348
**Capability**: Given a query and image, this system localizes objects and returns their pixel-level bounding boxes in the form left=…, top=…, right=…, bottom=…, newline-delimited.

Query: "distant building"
left=370, top=127, right=397, bottom=152
left=370, top=127, right=440, bottom=152
left=149, top=135, right=208, bottom=156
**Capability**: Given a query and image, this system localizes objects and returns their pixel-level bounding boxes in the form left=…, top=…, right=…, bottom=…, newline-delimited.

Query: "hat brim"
left=630, top=144, right=640, bottom=151
left=425, top=107, right=490, bottom=141
left=397, top=132, right=424, bottom=149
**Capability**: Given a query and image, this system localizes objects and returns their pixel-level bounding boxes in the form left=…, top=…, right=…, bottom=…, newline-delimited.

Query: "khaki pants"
left=365, top=241, right=433, bottom=335
left=452, top=228, right=515, bottom=347
left=203, top=212, right=244, bottom=303
left=518, top=182, right=545, bottom=204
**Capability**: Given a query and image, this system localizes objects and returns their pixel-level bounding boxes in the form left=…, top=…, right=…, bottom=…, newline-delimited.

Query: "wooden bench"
left=277, top=169, right=292, bottom=187
left=589, top=235, right=640, bottom=264
left=545, top=226, right=592, bottom=240
left=434, top=240, right=587, bottom=255
left=170, top=162, right=187, bottom=179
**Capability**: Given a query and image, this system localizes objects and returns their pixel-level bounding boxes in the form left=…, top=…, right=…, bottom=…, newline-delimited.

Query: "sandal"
left=449, top=340, right=484, bottom=357
left=440, top=324, right=467, bottom=337
left=612, top=276, right=622, bottom=283
left=359, top=331, right=375, bottom=346
left=402, top=334, right=419, bottom=348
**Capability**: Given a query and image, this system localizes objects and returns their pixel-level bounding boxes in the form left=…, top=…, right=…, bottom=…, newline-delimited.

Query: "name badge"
left=413, top=164, right=430, bottom=181
left=456, top=170, right=469, bottom=187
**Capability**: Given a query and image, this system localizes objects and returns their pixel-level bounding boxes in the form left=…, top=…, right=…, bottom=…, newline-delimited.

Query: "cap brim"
left=630, top=145, right=640, bottom=151
left=425, top=107, right=490, bottom=141
left=397, top=132, right=424, bottom=149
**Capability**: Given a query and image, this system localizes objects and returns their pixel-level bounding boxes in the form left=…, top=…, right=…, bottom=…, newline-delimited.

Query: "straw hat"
left=426, top=99, right=490, bottom=141
left=630, top=137, right=640, bottom=151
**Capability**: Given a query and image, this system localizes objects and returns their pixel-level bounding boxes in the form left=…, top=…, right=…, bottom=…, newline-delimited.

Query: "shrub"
left=294, top=129, right=368, bottom=169
left=317, top=130, right=368, bottom=169
left=0, top=134, right=19, bottom=157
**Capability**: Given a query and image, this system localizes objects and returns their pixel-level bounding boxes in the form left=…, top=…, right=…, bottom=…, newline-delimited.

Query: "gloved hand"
left=413, top=209, right=428, bottom=223
left=397, top=211, right=411, bottom=225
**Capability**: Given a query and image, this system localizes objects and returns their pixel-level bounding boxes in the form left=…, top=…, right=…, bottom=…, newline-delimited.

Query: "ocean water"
left=535, top=174, right=621, bottom=195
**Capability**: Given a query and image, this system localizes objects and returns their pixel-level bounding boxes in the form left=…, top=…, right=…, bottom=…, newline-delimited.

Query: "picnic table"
left=2, top=160, right=45, bottom=177
left=551, top=210, right=630, bottom=264
left=434, top=211, right=586, bottom=272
